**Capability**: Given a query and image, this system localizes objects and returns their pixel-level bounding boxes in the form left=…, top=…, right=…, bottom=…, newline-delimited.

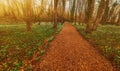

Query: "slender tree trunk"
left=101, top=0, right=109, bottom=24
left=53, top=0, right=58, bottom=28
left=24, top=0, right=33, bottom=31
left=62, top=0, right=66, bottom=23
left=86, top=18, right=93, bottom=33
left=117, top=12, right=120, bottom=25
left=86, top=0, right=95, bottom=33
left=92, top=0, right=105, bottom=31
left=26, top=21, right=32, bottom=31
left=118, top=19, right=120, bottom=26
left=38, top=22, right=41, bottom=25
left=78, top=0, right=83, bottom=24
left=70, top=0, right=76, bottom=22
left=107, top=5, right=116, bottom=22
left=75, top=3, right=78, bottom=25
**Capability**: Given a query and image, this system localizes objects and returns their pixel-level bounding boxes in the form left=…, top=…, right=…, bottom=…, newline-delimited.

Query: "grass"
left=75, top=24, right=120, bottom=68
left=0, top=22, right=63, bottom=71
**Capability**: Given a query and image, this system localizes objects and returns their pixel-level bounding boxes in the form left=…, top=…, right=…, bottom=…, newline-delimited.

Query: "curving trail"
left=36, top=22, right=115, bottom=71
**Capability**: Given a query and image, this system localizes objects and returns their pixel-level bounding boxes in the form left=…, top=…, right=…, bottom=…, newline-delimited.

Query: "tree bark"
left=107, top=3, right=117, bottom=23
left=26, top=21, right=32, bottom=32
left=70, top=0, right=76, bottom=22
left=24, top=0, right=33, bottom=31
left=62, top=0, right=66, bottom=23
left=53, top=0, right=59, bottom=28
left=117, top=12, right=120, bottom=25
left=86, top=0, right=95, bottom=33
left=101, top=0, right=109, bottom=24
left=92, top=0, right=106, bottom=31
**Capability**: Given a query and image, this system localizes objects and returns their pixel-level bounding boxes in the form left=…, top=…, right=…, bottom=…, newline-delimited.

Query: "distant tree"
left=23, top=0, right=34, bottom=31
left=1, top=0, right=120, bottom=31
left=111, top=2, right=119, bottom=24
left=107, top=1, right=118, bottom=23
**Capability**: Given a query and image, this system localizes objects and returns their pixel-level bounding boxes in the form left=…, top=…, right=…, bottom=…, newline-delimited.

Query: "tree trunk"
left=86, top=18, right=93, bottom=33
left=62, top=0, right=66, bottom=23
left=118, top=19, right=120, bottom=26
left=117, top=12, right=120, bottom=25
left=86, top=0, right=95, bottom=33
left=38, top=22, right=41, bottom=25
left=92, top=19, right=99, bottom=30
left=101, top=0, right=109, bottom=24
left=70, top=0, right=76, bottom=22
left=26, top=21, right=32, bottom=31
left=92, top=0, right=105, bottom=31
left=107, top=3, right=117, bottom=22
left=53, top=0, right=58, bottom=28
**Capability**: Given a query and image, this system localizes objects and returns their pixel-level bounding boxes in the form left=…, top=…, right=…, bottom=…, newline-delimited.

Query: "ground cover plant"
left=75, top=24, right=120, bottom=69
left=0, top=22, right=62, bottom=71
left=0, top=0, right=120, bottom=71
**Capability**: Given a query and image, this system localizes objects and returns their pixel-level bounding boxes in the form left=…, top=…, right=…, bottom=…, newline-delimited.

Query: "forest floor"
left=34, top=22, right=115, bottom=71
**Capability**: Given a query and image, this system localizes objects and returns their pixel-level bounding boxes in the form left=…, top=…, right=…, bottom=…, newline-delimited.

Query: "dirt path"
left=36, top=22, right=115, bottom=71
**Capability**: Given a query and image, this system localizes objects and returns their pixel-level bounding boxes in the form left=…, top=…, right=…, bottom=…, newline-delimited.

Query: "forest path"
left=36, top=22, right=114, bottom=71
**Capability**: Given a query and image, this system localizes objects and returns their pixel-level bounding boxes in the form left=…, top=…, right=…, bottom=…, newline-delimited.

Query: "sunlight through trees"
left=0, top=0, right=120, bottom=32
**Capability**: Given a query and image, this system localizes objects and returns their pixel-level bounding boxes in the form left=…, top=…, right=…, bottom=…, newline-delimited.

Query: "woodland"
left=0, top=0, right=120, bottom=71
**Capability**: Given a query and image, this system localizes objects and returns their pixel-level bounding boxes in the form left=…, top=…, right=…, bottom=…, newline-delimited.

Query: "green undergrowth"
left=0, top=22, right=63, bottom=71
left=41, top=23, right=63, bottom=53
left=75, top=24, right=120, bottom=68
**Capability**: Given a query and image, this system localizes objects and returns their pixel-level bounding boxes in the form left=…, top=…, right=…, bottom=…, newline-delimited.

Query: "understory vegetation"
left=0, top=22, right=63, bottom=71
left=75, top=24, right=120, bottom=69
left=0, top=0, right=120, bottom=70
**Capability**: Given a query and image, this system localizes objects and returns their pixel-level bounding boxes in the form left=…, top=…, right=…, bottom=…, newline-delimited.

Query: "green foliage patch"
left=0, top=23, right=56, bottom=71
